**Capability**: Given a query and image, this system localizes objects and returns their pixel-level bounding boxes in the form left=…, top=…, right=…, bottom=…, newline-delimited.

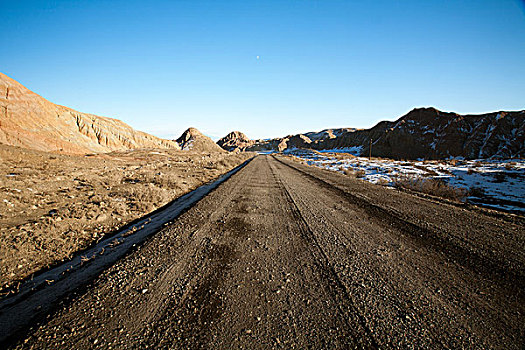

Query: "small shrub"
left=355, top=169, right=366, bottom=178
left=469, top=186, right=485, bottom=197
left=375, top=178, right=390, bottom=186
left=341, top=168, right=366, bottom=178
left=414, top=165, right=438, bottom=176
left=493, top=172, right=506, bottom=183
left=393, top=176, right=467, bottom=202
left=342, top=168, right=355, bottom=177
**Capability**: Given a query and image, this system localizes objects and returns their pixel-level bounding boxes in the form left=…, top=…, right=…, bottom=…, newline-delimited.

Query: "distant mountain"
left=176, top=127, right=225, bottom=153
left=217, top=124, right=393, bottom=154
left=218, top=108, right=524, bottom=159
left=0, top=72, right=179, bottom=154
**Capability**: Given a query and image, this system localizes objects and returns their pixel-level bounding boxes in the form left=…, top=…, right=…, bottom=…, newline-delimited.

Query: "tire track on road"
left=271, top=155, right=524, bottom=348
left=274, top=156, right=525, bottom=289
left=268, top=158, right=379, bottom=348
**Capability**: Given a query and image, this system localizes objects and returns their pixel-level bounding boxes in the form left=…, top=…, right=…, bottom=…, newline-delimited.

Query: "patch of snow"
left=317, top=146, right=363, bottom=156
left=287, top=149, right=525, bottom=214
left=479, top=123, right=497, bottom=158
left=181, top=140, right=194, bottom=151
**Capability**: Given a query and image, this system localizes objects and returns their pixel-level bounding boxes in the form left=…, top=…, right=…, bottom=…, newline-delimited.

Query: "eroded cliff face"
left=370, top=108, right=525, bottom=159
left=0, top=73, right=179, bottom=154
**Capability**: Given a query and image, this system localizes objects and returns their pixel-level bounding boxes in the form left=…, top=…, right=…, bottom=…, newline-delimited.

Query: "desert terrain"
left=0, top=144, right=253, bottom=294
left=3, top=155, right=523, bottom=349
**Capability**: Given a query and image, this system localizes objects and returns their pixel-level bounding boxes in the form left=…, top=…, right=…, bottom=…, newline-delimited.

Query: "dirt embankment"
left=0, top=144, right=253, bottom=292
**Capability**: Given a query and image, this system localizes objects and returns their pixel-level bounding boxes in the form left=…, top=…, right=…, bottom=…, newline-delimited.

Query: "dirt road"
left=8, top=155, right=524, bottom=349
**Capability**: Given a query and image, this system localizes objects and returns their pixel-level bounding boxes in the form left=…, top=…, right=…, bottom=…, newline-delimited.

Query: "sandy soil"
left=0, top=144, right=253, bottom=292
left=8, top=155, right=524, bottom=349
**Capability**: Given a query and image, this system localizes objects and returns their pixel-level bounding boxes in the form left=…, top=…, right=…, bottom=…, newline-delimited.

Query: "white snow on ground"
left=317, top=146, right=363, bottom=155
left=287, top=150, right=525, bottom=214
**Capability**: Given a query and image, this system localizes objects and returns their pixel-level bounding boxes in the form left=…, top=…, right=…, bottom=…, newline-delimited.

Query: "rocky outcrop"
left=370, top=108, right=524, bottom=159
left=176, top=127, right=225, bottom=153
left=221, top=108, right=524, bottom=159
left=221, top=123, right=392, bottom=154
left=286, top=134, right=312, bottom=149
left=217, top=131, right=255, bottom=151
left=309, top=122, right=394, bottom=151
left=0, top=72, right=179, bottom=154
left=304, top=128, right=356, bottom=141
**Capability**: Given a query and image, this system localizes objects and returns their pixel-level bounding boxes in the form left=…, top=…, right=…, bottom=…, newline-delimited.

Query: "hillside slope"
left=0, top=72, right=179, bottom=154
left=371, top=108, right=524, bottom=159
left=217, top=131, right=255, bottom=151
left=219, top=108, right=524, bottom=159
left=176, top=127, right=225, bottom=153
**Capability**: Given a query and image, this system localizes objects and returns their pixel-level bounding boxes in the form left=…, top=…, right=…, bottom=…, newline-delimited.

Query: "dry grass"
left=504, top=162, right=515, bottom=170
left=393, top=175, right=467, bottom=202
left=413, top=164, right=438, bottom=176
left=493, top=172, right=507, bottom=183
left=332, top=153, right=357, bottom=160
left=0, top=144, right=254, bottom=292
left=341, top=168, right=353, bottom=176
left=282, top=154, right=306, bottom=164
left=355, top=169, right=366, bottom=178
left=375, top=178, right=390, bottom=186
left=341, top=168, right=366, bottom=178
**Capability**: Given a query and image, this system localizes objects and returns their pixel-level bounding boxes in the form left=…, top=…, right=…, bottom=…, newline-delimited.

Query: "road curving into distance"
left=6, top=155, right=524, bottom=349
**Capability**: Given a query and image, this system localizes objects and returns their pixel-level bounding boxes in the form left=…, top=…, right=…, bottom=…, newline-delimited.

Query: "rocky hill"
left=218, top=108, right=524, bottom=159
left=217, top=131, right=255, bottom=151
left=176, top=127, right=225, bottom=153
left=0, top=72, right=179, bottom=154
left=218, top=123, right=393, bottom=154
left=370, top=108, right=524, bottom=159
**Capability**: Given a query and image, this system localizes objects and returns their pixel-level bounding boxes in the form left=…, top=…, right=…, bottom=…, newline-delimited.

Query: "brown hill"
left=176, top=127, right=225, bottom=153
left=217, top=131, right=255, bottom=151
left=0, top=72, right=179, bottom=154
left=370, top=108, right=525, bottom=159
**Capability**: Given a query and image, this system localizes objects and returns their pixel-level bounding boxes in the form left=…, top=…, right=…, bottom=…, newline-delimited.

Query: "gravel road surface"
left=9, top=155, right=524, bottom=349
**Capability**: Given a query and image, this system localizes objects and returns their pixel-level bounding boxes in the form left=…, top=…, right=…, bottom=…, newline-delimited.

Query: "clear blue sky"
left=1, top=0, right=524, bottom=140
